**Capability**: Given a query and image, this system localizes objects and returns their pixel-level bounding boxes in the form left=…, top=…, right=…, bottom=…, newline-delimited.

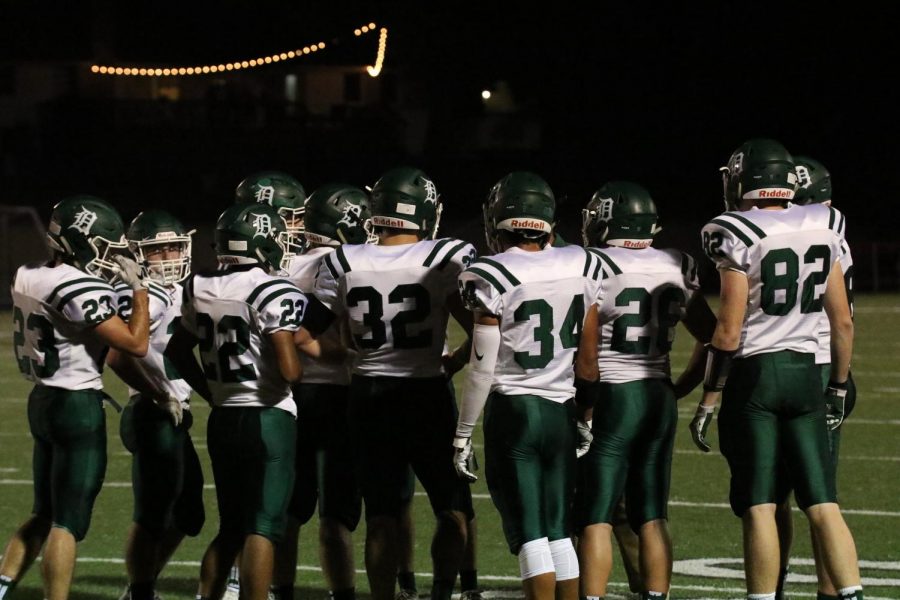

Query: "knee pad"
left=548, top=538, right=579, bottom=581
left=517, top=537, right=555, bottom=580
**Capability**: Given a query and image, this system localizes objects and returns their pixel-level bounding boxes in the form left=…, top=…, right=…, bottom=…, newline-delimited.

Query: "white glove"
left=154, top=395, right=183, bottom=427
left=576, top=419, right=593, bottom=458
left=113, top=255, right=147, bottom=290
left=452, top=437, right=478, bottom=483
left=689, top=404, right=716, bottom=452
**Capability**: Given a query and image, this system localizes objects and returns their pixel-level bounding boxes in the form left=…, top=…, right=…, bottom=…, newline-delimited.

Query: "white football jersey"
left=180, top=266, right=307, bottom=415
left=11, top=262, right=118, bottom=390
left=116, top=281, right=193, bottom=405
left=701, top=203, right=845, bottom=359
left=814, top=225, right=853, bottom=364
left=285, top=246, right=351, bottom=385
left=589, top=246, right=699, bottom=383
left=459, top=245, right=604, bottom=402
left=314, top=238, right=476, bottom=378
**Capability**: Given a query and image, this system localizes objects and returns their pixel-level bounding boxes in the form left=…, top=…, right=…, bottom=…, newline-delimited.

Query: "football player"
left=300, top=167, right=475, bottom=600
left=222, top=170, right=307, bottom=599
left=772, top=156, right=856, bottom=600
left=691, top=139, right=863, bottom=600
left=164, top=202, right=306, bottom=600
left=271, top=184, right=373, bottom=600
left=453, top=172, right=604, bottom=600
left=0, top=196, right=150, bottom=600
left=106, top=210, right=204, bottom=600
left=576, top=181, right=717, bottom=600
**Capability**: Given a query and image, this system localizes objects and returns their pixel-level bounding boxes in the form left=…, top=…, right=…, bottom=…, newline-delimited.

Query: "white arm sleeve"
left=455, top=322, right=501, bottom=439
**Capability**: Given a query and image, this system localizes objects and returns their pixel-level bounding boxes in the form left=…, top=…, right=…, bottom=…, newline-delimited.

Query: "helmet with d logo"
left=46, top=195, right=128, bottom=281
left=370, top=167, right=441, bottom=238
left=215, top=202, right=287, bottom=273
left=582, top=181, right=661, bottom=248
left=235, top=171, right=306, bottom=260
left=304, top=184, right=376, bottom=246
left=793, top=156, right=832, bottom=205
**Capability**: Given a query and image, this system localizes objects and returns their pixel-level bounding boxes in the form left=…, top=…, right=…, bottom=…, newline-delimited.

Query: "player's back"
left=460, top=245, right=603, bottom=401
left=590, top=246, right=699, bottom=383
left=11, top=262, right=117, bottom=390
left=702, top=203, right=844, bottom=358
left=183, top=266, right=305, bottom=414
left=316, top=237, right=475, bottom=378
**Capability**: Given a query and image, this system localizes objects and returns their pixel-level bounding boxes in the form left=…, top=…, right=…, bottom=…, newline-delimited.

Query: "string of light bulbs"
left=90, top=22, right=388, bottom=78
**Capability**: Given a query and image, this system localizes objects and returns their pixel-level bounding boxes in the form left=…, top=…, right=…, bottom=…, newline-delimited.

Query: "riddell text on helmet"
left=756, top=189, right=793, bottom=198
left=509, top=219, right=546, bottom=229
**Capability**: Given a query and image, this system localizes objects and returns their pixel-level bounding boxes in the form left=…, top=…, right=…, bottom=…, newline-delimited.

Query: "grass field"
left=0, top=295, right=898, bottom=599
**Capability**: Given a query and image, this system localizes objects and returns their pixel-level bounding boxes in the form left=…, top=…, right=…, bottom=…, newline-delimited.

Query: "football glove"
left=689, top=404, right=716, bottom=453
left=825, top=375, right=852, bottom=431
left=113, top=255, right=148, bottom=290
left=452, top=436, right=478, bottom=483
left=576, top=419, right=593, bottom=458
left=154, top=394, right=183, bottom=428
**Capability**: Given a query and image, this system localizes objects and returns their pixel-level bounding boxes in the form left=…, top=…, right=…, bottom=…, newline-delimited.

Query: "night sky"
left=3, top=2, right=899, bottom=240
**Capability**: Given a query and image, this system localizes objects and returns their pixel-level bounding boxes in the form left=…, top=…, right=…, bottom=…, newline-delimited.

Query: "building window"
left=284, top=74, right=298, bottom=103
left=344, top=72, right=361, bottom=103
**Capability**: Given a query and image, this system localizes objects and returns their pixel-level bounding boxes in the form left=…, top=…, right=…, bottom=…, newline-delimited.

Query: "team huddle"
left=1, top=137, right=863, bottom=600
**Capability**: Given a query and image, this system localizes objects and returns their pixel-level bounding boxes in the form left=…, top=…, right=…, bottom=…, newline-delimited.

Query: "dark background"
left=2, top=1, right=898, bottom=285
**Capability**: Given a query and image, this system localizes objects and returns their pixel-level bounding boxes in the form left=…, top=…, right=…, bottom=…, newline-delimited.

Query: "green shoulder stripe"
left=247, top=279, right=289, bottom=305
left=257, top=286, right=299, bottom=313
left=473, top=257, right=521, bottom=286
left=334, top=246, right=352, bottom=274
left=436, top=241, right=470, bottom=270
left=322, top=253, right=340, bottom=280
left=725, top=213, right=767, bottom=239
left=465, top=267, right=506, bottom=295
left=592, top=250, right=622, bottom=275
left=710, top=217, right=754, bottom=247
left=422, top=238, right=452, bottom=267
left=583, top=250, right=604, bottom=281
left=55, top=285, right=115, bottom=312
left=47, top=276, right=105, bottom=305
left=147, top=287, right=171, bottom=307
left=828, top=207, right=846, bottom=236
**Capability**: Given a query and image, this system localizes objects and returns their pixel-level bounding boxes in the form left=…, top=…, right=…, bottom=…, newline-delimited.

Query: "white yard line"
left=4, top=556, right=895, bottom=599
